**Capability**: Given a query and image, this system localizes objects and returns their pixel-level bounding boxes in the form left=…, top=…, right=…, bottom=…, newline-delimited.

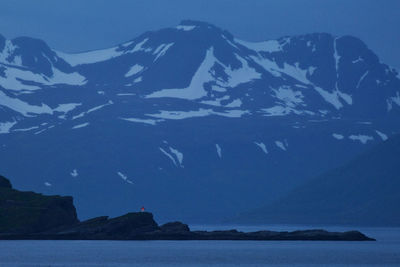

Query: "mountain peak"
left=176, top=20, right=233, bottom=38
left=0, top=35, right=74, bottom=77
left=178, top=20, right=217, bottom=28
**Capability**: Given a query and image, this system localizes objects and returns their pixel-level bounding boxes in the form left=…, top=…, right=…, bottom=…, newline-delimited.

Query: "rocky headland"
left=0, top=175, right=375, bottom=241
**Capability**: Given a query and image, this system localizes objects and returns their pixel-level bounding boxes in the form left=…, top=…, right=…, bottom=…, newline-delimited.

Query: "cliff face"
left=0, top=176, right=12, bottom=189
left=0, top=176, right=78, bottom=234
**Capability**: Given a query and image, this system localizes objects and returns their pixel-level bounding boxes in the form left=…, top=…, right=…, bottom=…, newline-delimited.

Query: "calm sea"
left=0, top=225, right=399, bottom=266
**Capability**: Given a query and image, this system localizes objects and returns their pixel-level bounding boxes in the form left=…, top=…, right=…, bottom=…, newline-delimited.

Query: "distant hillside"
left=234, top=134, right=400, bottom=226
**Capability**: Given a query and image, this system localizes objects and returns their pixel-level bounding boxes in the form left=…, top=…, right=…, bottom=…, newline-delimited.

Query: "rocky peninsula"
left=0, top=175, right=374, bottom=241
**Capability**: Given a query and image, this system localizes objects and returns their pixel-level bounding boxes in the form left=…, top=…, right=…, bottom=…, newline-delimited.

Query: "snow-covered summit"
left=1, top=22, right=399, bottom=123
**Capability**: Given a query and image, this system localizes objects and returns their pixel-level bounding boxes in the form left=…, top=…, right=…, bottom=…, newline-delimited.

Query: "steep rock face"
left=0, top=175, right=12, bottom=188
left=0, top=176, right=78, bottom=234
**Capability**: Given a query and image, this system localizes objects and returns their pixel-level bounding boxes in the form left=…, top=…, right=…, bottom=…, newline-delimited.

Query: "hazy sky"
left=1, top=0, right=399, bottom=68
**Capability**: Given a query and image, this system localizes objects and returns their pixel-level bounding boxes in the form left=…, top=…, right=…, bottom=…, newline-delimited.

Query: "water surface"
left=0, top=225, right=399, bottom=266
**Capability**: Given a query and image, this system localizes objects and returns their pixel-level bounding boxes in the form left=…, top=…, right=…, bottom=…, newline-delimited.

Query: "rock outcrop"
left=0, top=175, right=374, bottom=241
left=0, top=176, right=78, bottom=234
left=0, top=176, right=12, bottom=189
left=160, top=221, right=190, bottom=233
left=52, top=212, right=160, bottom=239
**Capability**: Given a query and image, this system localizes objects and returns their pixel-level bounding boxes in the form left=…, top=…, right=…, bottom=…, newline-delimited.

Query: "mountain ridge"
left=1, top=21, right=399, bottom=223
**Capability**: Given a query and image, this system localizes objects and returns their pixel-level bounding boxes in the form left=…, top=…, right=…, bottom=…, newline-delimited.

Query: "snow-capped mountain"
left=1, top=20, right=399, bottom=222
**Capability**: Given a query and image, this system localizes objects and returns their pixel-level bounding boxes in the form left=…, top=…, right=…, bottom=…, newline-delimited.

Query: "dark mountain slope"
left=234, top=134, right=400, bottom=226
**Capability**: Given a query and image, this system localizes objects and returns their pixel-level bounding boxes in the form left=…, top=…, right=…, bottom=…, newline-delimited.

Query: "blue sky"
left=1, top=0, right=399, bottom=68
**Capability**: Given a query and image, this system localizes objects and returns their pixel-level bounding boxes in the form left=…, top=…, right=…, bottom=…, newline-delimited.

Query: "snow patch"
left=356, top=71, right=369, bottom=88
left=125, top=64, right=144, bottom=77
left=147, top=109, right=249, bottom=120
left=314, top=87, right=352, bottom=110
left=332, top=133, right=344, bottom=140
left=117, top=172, right=133, bottom=184
left=169, top=147, right=183, bottom=167
left=57, top=47, right=123, bottom=67
left=348, top=135, right=374, bottom=144
left=261, top=106, right=314, bottom=117
left=130, top=38, right=150, bottom=53
left=57, top=38, right=150, bottom=66
left=201, top=95, right=230, bottom=107
left=117, top=93, right=135, bottom=96
left=261, top=106, right=292, bottom=116
left=216, top=144, right=222, bottom=158
left=0, top=64, right=86, bottom=91
left=70, top=169, right=78, bottom=177
left=254, top=142, right=268, bottom=154
left=159, top=146, right=183, bottom=167
left=225, top=99, right=242, bottom=108
left=0, top=91, right=53, bottom=117
left=387, top=92, right=400, bottom=111
left=53, top=103, right=81, bottom=113
left=72, top=122, right=89, bottom=129
left=220, top=54, right=261, bottom=88
left=251, top=56, right=313, bottom=85
left=147, top=48, right=260, bottom=99
left=72, top=101, right=113, bottom=120
left=146, top=47, right=215, bottom=100
left=333, top=37, right=341, bottom=76
left=0, top=40, right=19, bottom=66
left=0, top=121, right=17, bottom=134
left=12, top=126, right=40, bottom=132
left=272, top=86, right=304, bottom=108
left=159, top=148, right=177, bottom=166
left=34, top=129, right=47, bottom=135
left=352, top=57, right=364, bottom=64
left=47, top=67, right=87, bottom=86
left=222, top=35, right=239, bottom=49
left=153, top=43, right=174, bottom=61
left=211, top=85, right=227, bottom=92
left=275, top=141, right=287, bottom=151
left=375, top=130, right=388, bottom=141
left=280, top=62, right=310, bottom=84
left=176, top=25, right=196, bottom=31
left=120, top=117, right=162, bottom=125
left=235, top=39, right=282, bottom=53
left=87, top=101, right=113, bottom=114
left=134, top=77, right=142, bottom=83
left=308, top=66, right=317, bottom=75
